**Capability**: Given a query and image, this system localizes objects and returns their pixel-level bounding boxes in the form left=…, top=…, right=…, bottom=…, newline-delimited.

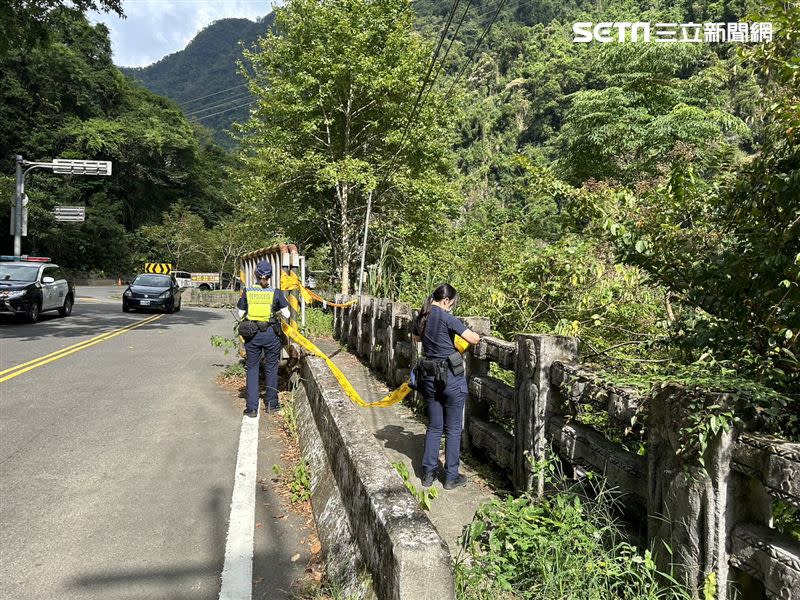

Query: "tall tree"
left=0, top=0, right=123, bottom=57
left=235, top=0, right=456, bottom=293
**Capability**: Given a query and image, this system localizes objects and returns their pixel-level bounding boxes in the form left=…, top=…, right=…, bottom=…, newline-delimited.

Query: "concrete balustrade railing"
left=332, top=295, right=800, bottom=600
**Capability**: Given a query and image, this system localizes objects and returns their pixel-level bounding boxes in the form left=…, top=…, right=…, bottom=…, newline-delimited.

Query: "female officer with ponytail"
left=237, top=260, right=290, bottom=418
left=412, top=284, right=481, bottom=489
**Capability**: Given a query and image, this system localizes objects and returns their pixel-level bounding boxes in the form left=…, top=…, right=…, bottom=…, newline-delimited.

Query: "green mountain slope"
left=122, top=16, right=273, bottom=148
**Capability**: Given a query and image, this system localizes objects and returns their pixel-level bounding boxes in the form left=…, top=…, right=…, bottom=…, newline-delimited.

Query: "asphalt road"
left=0, top=286, right=309, bottom=600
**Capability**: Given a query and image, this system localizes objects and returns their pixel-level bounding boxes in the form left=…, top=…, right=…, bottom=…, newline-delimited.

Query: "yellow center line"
left=0, top=314, right=162, bottom=376
left=0, top=314, right=163, bottom=383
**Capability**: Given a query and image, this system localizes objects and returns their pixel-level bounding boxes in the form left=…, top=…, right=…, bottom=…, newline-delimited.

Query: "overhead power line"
left=444, top=0, right=509, bottom=100
left=373, top=0, right=464, bottom=188
left=179, top=83, right=249, bottom=106
left=184, top=91, right=254, bottom=117
left=191, top=100, right=257, bottom=121
left=420, top=0, right=472, bottom=109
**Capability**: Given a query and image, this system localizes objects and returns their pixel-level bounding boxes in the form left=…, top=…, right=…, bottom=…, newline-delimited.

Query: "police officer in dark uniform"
left=412, top=283, right=481, bottom=489
left=237, top=260, right=290, bottom=418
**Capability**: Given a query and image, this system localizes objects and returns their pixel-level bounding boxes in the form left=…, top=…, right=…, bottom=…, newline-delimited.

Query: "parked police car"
left=0, top=256, right=75, bottom=323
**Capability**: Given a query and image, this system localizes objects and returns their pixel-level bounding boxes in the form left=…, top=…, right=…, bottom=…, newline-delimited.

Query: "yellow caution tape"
left=280, top=322, right=471, bottom=409
left=281, top=322, right=411, bottom=407
left=280, top=272, right=358, bottom=309
left=454, top=334, right=469, bottom=354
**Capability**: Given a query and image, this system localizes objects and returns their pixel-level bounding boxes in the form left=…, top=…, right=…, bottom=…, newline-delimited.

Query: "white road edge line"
left=219, top=414, right=260, bottom=600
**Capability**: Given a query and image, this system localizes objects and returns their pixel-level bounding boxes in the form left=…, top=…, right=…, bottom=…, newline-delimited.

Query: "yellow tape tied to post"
left=280, top=271, right=358, bottom=309
left=280, top=322, right=470, bottom=409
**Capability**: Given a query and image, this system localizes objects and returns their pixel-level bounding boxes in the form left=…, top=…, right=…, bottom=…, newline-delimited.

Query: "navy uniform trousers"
left=244, top=328, right=282, bottom=412
left=420, top=371, right=468, bottom=481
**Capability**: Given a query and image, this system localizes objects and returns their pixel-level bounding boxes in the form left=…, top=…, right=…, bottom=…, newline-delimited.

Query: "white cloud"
left=88, top=1, right=280, bottom=67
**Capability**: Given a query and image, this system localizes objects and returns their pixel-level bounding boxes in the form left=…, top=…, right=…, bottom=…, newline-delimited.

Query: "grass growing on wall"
left=303, top=307, right=334, bottom=338
left=454, top=465, right=694, bottom=600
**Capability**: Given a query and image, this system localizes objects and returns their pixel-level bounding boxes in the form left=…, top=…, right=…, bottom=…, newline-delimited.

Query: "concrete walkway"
left=314, top=338, right=497, bottom=552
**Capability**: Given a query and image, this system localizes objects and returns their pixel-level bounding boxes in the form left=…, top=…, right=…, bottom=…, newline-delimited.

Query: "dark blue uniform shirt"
left=237, top=287, right=289, bottom=317
left=414, top=305, right=467, bottom=359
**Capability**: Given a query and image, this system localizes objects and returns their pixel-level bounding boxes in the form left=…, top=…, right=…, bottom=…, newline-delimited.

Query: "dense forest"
left=229, top=0, right=798, bottom=427
left=2, top=0, right=796, bottom=408
left=0, top=7, right=273, bottom=279
left=2, top=0, right=797, bottom=595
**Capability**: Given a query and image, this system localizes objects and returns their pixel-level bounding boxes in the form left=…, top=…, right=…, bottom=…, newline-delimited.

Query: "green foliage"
left=455, top=468, right=693, bottom=600
left=774, top=501, right=800, bottom=543
left=289, top=459, right=311, bottom=503
left=282, top=391, right=301, bottom=446
left=303, top=307, right=334, bottom=339
left=236, top=0, right=457, bottom=293
left=0, top=0, right=123, bottom=57
left=211, top=333, right=240, bottom=356
left=392, top=461, right=439, bottom=511
left=220, top=361, right=246, bottom=379
left=0, top=8, right=233, bottom=272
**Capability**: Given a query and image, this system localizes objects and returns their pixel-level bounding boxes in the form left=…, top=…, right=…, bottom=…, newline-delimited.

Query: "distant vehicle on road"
left=123, top=274, right=182, bottom=313
left=191, top=272, right=241, bottom=291
left=0, top=256, right=75, bottom=323
left=171, top=270, right=197, bottom=289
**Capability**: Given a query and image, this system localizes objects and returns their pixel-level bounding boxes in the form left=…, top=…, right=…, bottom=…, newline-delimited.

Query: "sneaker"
left=421, top=470, right=436, bottom=488
left=443, top=474, right=468, bottom=490
left=265, top=404, right=281, bottom=413
left=243, top=409, right=258, bottom=418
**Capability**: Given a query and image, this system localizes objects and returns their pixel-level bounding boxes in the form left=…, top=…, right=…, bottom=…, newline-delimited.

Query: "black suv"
left=0, top=257, right=75, bottom=322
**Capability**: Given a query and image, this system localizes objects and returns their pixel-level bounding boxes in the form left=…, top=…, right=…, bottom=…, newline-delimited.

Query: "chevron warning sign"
left=144, top=262, right=172, bottom=275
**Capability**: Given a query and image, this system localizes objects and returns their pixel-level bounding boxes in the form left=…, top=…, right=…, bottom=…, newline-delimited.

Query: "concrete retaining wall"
left=297, top=356, right=455, bottom=600
left=74, top=278, right=120, bottom=286
left=181, top=288, right=240, bottom=308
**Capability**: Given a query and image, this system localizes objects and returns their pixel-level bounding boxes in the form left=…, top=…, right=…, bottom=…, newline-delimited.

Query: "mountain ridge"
left=121, top=15, right=274, bottom=148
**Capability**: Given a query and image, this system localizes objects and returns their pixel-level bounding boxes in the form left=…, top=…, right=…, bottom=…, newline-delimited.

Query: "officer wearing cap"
left=237, top=260, right=290, bottom=417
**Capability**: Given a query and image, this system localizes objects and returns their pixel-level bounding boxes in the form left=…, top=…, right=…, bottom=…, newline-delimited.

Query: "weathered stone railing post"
left=333, top=293, right=344, bottom=339
left=347, top=296, right=360, bottom=352
left=462, top=317, right=491, bottom=453
left=514, top=335, right=578, bottom=494
left=369, top=298, right=386, bottom=371
left=391, top=302, right=414, bottom=387
left=647, top=386, right=773, bottom=599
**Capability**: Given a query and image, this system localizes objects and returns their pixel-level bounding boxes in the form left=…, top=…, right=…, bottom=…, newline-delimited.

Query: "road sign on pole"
left=10, top=155, right=113, bottom=257
left=53, top=206, right=86, bottom=222
left=51, top=159, right=112, bottom=176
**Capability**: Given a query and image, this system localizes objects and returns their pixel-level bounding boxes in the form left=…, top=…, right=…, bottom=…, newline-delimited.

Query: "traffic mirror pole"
left=11, top=155, right=112, bottom=257
left=14, top=155, right=23, bottom=258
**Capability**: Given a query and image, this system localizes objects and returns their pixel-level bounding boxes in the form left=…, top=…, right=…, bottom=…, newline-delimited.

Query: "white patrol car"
left=0, top=256, right=75, bottom=322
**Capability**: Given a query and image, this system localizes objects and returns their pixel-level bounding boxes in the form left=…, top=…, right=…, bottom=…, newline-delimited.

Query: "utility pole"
left=10, top=156, right=112, bottom=257
left=13, top=155, right=23, bottom=258
left=357, top=189, right=373, bottom=297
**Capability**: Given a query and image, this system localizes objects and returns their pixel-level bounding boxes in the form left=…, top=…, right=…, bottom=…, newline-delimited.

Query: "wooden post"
left=515, top=334, right=578, bottom=494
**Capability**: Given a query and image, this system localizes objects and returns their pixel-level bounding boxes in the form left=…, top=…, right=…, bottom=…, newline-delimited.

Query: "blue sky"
left=89, top=1, right=276, bottom=68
